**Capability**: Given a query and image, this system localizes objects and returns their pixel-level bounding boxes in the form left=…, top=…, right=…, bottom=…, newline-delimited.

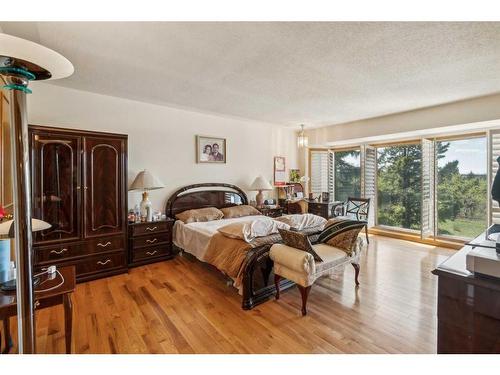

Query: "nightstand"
left=257, top=206, right=284, bottom=218
left=128, top=218, right=175, bottom=267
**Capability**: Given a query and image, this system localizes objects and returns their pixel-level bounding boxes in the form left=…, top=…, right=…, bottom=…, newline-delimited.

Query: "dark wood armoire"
left=29, top=125, right=128, bottom=282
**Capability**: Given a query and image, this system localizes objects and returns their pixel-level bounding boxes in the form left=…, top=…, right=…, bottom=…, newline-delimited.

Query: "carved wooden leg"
left=352, top=263, right=360, bottom=286
left=274, top=274, right=281, bottom=300
left=63, top=293, right=73, bottom=354
left=297, top=285, right=312, bottom=316
left=364, top=225, right=369, bottom=244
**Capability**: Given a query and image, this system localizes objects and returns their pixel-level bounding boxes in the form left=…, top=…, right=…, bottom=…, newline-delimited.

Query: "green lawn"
left=438, top=218, right=487, bottom=239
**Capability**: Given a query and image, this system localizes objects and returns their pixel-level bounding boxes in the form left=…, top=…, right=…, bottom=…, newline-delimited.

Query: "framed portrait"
left=274, top=156, right=286, bottom=186
left=196, top=135, right=227, bottom=163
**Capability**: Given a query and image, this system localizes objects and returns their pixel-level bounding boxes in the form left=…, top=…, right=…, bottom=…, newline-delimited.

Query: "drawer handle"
left=34, top=300, right=40, bottom=309
left=50, top=248, right=68, bottom=255
left=146, top=238, right=158, bottom=244
left=146, top=250, right=158, bottom=256
left=97, top=241, right=112, bottom=248
left=97, top=259, right=111, bottom=266
left=146, top=226, right=157, bottom=232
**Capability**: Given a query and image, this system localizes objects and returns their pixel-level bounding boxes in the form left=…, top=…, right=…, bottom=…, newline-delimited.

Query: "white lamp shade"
left=250, top=176, right=273, bottom=191
left=0, top=33, right=74, bottom=80
left=0, top=219, right=51, bottom=236
left=129, top=169, right=165, bottom=191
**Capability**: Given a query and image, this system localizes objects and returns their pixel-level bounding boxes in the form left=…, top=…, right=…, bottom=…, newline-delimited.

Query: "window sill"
left=369, top=226, right=464, bottom=250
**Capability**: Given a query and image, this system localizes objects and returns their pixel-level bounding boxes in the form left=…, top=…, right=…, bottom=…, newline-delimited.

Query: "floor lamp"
left=0, top=33, right=73, bottom=353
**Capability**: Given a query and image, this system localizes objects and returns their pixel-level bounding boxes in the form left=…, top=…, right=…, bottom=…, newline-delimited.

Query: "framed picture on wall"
left=196, top=135, right=227, bottom=163
left=274, top=156, right=286, bottom=186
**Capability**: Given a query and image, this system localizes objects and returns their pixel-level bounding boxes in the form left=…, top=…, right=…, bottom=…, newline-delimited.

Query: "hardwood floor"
left=4, top=235, right=455, bottom=354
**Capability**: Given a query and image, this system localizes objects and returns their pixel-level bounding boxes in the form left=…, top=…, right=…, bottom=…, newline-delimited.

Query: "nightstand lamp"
left=250, top=176, right=273, bottom=208
left=129, top=170, right=165, bottom=221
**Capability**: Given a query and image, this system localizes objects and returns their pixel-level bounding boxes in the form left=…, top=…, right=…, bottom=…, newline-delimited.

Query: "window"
left=332, top=149, right=361, bottom=202
left=376, top=143, right=422, bottom=231
left=436, top=137, right=487, bottom=239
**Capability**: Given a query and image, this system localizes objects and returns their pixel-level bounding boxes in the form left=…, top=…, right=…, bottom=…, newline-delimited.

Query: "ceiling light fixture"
left=297, top=124, right=308, bottom=148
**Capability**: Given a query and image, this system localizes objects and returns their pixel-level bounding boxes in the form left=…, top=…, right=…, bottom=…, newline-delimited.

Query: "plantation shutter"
left=489, top=129, right=500, bottom=225
left=362, top=145, right=377, bottom=227
left=310, top=150, right=329, bottom=197
left=421, top=138, right=435, bottom=238
left=328, top=150, right=334, bottom=200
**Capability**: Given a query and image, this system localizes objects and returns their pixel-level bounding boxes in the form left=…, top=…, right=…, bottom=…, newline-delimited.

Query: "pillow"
left=175, top=207, right=224, bottom=224
left=275, top=213, right=327, bottom=230
left=318, top=218, right=366, bottom=256
left=220, top=205, right=261, bottom=219
left=218, top=217, right=290, bottom=242
left=278, top=228, right=323, bottom=262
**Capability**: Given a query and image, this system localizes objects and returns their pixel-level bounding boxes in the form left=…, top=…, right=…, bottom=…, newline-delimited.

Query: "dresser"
left=128, top=219, right=174, bottom=267
left=307, top=200, right=341, bottom=219
left=29, top=125, right=128, bottom=282
left=432, top=242, right=500, bottom=353
left=256, top=206, right=283, bottom=218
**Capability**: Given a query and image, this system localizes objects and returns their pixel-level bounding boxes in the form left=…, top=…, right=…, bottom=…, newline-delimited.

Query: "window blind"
left=310, top=150, right=330, bottom=196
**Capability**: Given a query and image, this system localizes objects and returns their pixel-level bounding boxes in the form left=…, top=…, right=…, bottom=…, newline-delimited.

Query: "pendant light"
left=297, top=124, right=308, bottom=148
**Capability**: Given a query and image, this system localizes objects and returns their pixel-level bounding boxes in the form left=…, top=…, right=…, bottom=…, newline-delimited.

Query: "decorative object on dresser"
left=273, top=156, right=286, bottom=186
left=128, top=218, right=174, bottom=267
left=196, top=135, right=226, bottom=163
left=129, top=169, right=165, bottom=222
left=29, top=125, right=128, bottom=282
left=250, top=175, right=273, bottom=208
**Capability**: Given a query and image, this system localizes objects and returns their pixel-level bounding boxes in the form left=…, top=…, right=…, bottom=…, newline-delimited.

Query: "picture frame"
left=196, top=135, right=227, bottom=163
left=274, top=156, right=286, bottom=186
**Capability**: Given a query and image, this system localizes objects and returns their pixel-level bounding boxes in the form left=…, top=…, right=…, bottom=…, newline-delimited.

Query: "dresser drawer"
left=35, top=243, right=86, bottom=263
left=132, top=232, right=171, bottom=248
left=132, top=246, right=170, bottom=262
left=131, top=222, right=171, bottom=237
left=75, top=251, right=126, bottom=276
left=308, top=204, right=324, bottom=215
left=87, top=236, right=125, bottom=253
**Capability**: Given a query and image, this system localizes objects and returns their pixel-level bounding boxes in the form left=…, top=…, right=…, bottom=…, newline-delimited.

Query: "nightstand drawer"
left=132, top=246, right=170, bottom=262
left=131, top=222, right=170, bottom=236
left=132, top=232, right=171, bottom=248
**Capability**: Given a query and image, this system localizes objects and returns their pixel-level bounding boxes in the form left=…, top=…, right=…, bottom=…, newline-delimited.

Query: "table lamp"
left=0, top=32, right=73, bottom=353
left=250, top=176, right=273, bottom=207
left=129, top=169, right=165, bottom=221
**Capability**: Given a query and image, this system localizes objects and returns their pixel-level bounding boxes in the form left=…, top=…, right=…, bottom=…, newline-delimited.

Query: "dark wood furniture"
left=432, top=244, right=500, bottom=353
left=166, top=183, right=321, bottom=310
left=307, top=200, right=342, bottom=219
left=29, top=125, right=128, bottom=282
left=0, top=265, right=76, bottom=354
left=256, top=206, right=283, bottom=218
left=128, top=219, right=175, bottom=266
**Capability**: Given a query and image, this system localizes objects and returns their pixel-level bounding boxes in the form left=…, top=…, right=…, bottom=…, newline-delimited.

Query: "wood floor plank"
left=2, top=235, right=454, bottom=354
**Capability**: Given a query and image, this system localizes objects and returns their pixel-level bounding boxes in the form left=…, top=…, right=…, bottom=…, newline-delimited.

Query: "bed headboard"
left=165, top=183, right=249, bottom=219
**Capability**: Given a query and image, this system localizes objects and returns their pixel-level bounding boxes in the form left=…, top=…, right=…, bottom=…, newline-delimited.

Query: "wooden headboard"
left=165, top=183, right=248, bottom=219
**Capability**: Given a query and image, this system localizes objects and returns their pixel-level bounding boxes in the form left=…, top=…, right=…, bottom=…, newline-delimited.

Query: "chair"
left=333, top=197, right=370, bottom=243
left=270, top=236, right=364, bottom=316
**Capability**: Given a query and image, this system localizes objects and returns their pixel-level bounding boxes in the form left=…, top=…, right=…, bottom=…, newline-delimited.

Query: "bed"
left=165, top=183, right=322, bottom=310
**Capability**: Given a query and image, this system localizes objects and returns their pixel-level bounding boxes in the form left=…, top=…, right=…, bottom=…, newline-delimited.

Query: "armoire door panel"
left=84, top=136, right=125, bottom=238
left=30, top=131, right=82, bottom=244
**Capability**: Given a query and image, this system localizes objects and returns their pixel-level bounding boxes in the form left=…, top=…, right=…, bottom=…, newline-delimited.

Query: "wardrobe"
left=29, top=125, right=128, bottom=281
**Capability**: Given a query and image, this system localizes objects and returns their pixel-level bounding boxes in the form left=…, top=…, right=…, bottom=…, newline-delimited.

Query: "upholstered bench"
left=270, top=236, right=363, bottom=315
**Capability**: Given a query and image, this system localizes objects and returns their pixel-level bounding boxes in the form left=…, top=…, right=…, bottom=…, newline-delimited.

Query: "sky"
left=438, top=137, right=487, bottom=175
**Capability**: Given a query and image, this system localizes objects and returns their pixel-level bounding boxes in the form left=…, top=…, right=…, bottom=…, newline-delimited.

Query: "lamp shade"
left=250, top=176, right=273, bottom=191
left=0, top=219, right=51, bottom=238
left=0, top=33, right=74, bottom=81
left=129, top=169, right=165, bottom=191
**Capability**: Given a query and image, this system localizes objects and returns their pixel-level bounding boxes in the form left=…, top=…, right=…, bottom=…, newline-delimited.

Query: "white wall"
left=27, top=82, right=298, bottom=211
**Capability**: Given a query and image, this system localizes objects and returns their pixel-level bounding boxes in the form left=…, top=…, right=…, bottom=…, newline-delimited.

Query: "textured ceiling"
left=2, top=22, right=500, bottom=127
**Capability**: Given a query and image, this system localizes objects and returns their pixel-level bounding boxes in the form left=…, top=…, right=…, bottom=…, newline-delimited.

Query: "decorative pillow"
left=278, top=228, right=323, bottom=262
left=220, top=205, right=261, bottom=219
left=275, top=213, right=327, bottom=230
left=318, top=218, right=366, bottom=256
left=175, top=207, right=224, bottom=224
left=219, top=218, right=290, bottom=243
